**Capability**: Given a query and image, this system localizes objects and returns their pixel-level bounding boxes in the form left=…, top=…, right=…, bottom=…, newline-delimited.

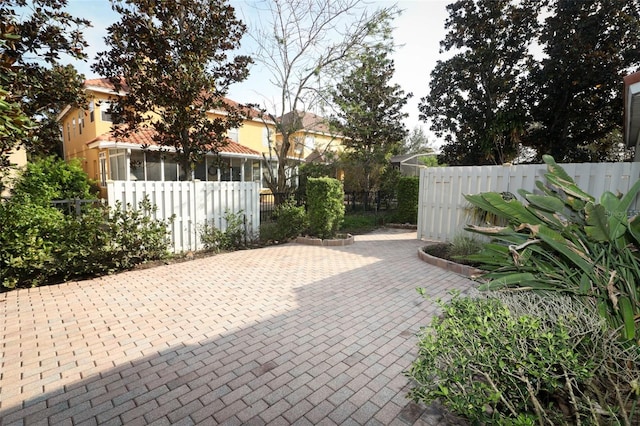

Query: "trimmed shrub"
left=396, top=176, right=419, bottom=224
left=306, top=177, right=344, bottom=239
left=406, top=291, right=640, bottom=425
left=269, top=197, right=308, bottom=242
left=259, top=203, right=309, bottom=244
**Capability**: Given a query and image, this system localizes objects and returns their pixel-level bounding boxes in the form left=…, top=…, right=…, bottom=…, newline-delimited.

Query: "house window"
left=146, top=151, right=162, bottom=181
left=242, top=160, right=261, bottom=183
left=305, top=135, right=316, bottom=150
left=72, top=118, right=76, bottom=136
left=252, top=161, right=261, bottom=183
left=99, top=152, right=107, bottom=186
left=194, top=157, right=207, bottom=181
left=100, top=101, right=113, bottom=122
left=262, top=127, right=270, bottom=147
left=163, top=155, right=178, bottom=181
left=294, top=136, right=303, bottom=154
left=220, top=158, right=231, bottom=181
left=228, top=127, right=239, bottom=143
left=108, top=148, right=127, bottom=180
left=89, top=101, right=95, bottom=122
left=78, top=111, right=83, bottom=135
left=67, top=123, right=70, bottom=141
left=130, top=150, right=145, bottom=181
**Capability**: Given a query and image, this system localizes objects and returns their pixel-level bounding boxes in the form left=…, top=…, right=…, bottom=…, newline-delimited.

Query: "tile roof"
left=89, top=129, right=262, bottom=156
left=279, top=110, right=333, bottom=134
left=83, top=78, right=263, bottom=118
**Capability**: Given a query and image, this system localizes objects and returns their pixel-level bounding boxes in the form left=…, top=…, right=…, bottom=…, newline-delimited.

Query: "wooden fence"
left=107, top=180, right=260, bottom=253
left=418, top=161, right=640, bottom=242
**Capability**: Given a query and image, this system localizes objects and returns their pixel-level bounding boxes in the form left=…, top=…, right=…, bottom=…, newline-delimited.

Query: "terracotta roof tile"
left=88, top=129, right=261, bottom=156
left=83, top=78, right=262, bottom=118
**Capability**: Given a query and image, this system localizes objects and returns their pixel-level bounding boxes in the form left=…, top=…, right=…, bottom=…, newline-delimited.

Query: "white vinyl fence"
left=107, top=180, right=260, bottom=253
left=418, top=161, right=640, bottom=242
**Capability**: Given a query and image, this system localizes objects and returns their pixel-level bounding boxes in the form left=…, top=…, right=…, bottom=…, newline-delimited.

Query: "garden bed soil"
left=419, top=243, right=484, bottom=278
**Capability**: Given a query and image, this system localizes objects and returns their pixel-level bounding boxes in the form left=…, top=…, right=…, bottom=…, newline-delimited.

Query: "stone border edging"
left=296, top=234, right=355, bottom=247
left=418, top=247, right=484, bottom=278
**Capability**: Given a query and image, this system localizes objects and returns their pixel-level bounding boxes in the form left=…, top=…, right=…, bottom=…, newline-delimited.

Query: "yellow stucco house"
left=59, top=78, right=280, bottom=193
left=278, top=111, right=344, bottom=162
left=59, top=79, right=346, bottom=195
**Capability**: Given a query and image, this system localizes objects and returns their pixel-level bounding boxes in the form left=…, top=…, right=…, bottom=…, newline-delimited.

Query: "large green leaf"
left=584, top=203, right=610, bottom=242
left=628, top=215, right=640, bottom=245
left=480, top=192, right=543, bottom=225
left=526, top=206, right=565, bottom=229
left=535, top=231, right=592, bottom=274
left=542, top=155, right=574, bottom=184
left=618, top=297, right=636, bottom=341
left=525, top=194, right=565, bottom=213
left=615, top=178, right=640, bottom=213
left=545, top=174, right=594, bottom=204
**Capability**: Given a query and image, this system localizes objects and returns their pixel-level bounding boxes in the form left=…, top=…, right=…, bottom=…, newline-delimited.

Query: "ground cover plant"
left=422, top=234, right=484, bottom=266
left=406, top=291, right=640, bottom=425
left=340, top=212, right=387, bottom=235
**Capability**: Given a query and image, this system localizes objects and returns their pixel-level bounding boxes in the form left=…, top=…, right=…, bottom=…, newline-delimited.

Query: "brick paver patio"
left=0, top=229, right=473, bottom=425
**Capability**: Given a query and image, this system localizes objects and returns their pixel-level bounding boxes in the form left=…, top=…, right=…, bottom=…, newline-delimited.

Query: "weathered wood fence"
left=418, top=162, right=640, bottom=242
left=107, top=180, right=260, bottom=253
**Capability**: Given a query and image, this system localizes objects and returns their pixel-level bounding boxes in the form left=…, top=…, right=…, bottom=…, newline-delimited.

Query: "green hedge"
left=1, top=158, right=171, bottom=290
left=306, top=177, right=344, bottom=239
left=396, top=176, right=419, bottom=224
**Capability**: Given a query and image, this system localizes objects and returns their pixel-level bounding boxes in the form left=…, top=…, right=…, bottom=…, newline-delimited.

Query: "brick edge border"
left=417, top=247, right=483, bottom=278
left=296, top=234, right=355, bottom=247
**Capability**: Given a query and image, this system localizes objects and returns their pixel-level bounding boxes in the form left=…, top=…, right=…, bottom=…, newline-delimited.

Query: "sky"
left=63, top=0, right=452, bottom=144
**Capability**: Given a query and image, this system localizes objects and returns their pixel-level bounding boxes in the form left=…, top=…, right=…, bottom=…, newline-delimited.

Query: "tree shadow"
left=0, top=231, right=473, bottom=425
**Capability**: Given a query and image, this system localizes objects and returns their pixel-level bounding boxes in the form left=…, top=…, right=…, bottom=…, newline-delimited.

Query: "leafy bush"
left=396, top=176, right=419, bottom=224
left=406, top=292, right=640, bottom=425
left=104, top=198, right=172, bottom=268
left=379, top=166, right=401, bottom=208
left=200, top=209, right=248, bottom=252
left=260, top=198, right=307, bottom=243
left=465, top=155, right=640, bottom=342
left=306, top=177, right=344, bottom=239
left=0, top=201, right=64, bottom=288
left=10, top=156, right=96, bottom=204
left=0, top=197, right=171, bottom=290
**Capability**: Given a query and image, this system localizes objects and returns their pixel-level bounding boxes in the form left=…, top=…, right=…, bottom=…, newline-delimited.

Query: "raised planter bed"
left=418, top=246, right=484, bottom=278
left=296, top=234, right=355, bottom=247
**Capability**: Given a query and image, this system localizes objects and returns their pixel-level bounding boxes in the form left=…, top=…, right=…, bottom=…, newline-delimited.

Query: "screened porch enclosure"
left=104, top=148, right=272, bottom=187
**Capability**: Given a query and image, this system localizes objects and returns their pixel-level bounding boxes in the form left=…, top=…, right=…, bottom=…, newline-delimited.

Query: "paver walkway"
left=0, top=229, right=474, bottom=425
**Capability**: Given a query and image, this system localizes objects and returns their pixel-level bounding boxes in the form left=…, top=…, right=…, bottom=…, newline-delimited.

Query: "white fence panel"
left=107, top=180, right=260, bottom=253
left=418, top=162, right=640, bottom=242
